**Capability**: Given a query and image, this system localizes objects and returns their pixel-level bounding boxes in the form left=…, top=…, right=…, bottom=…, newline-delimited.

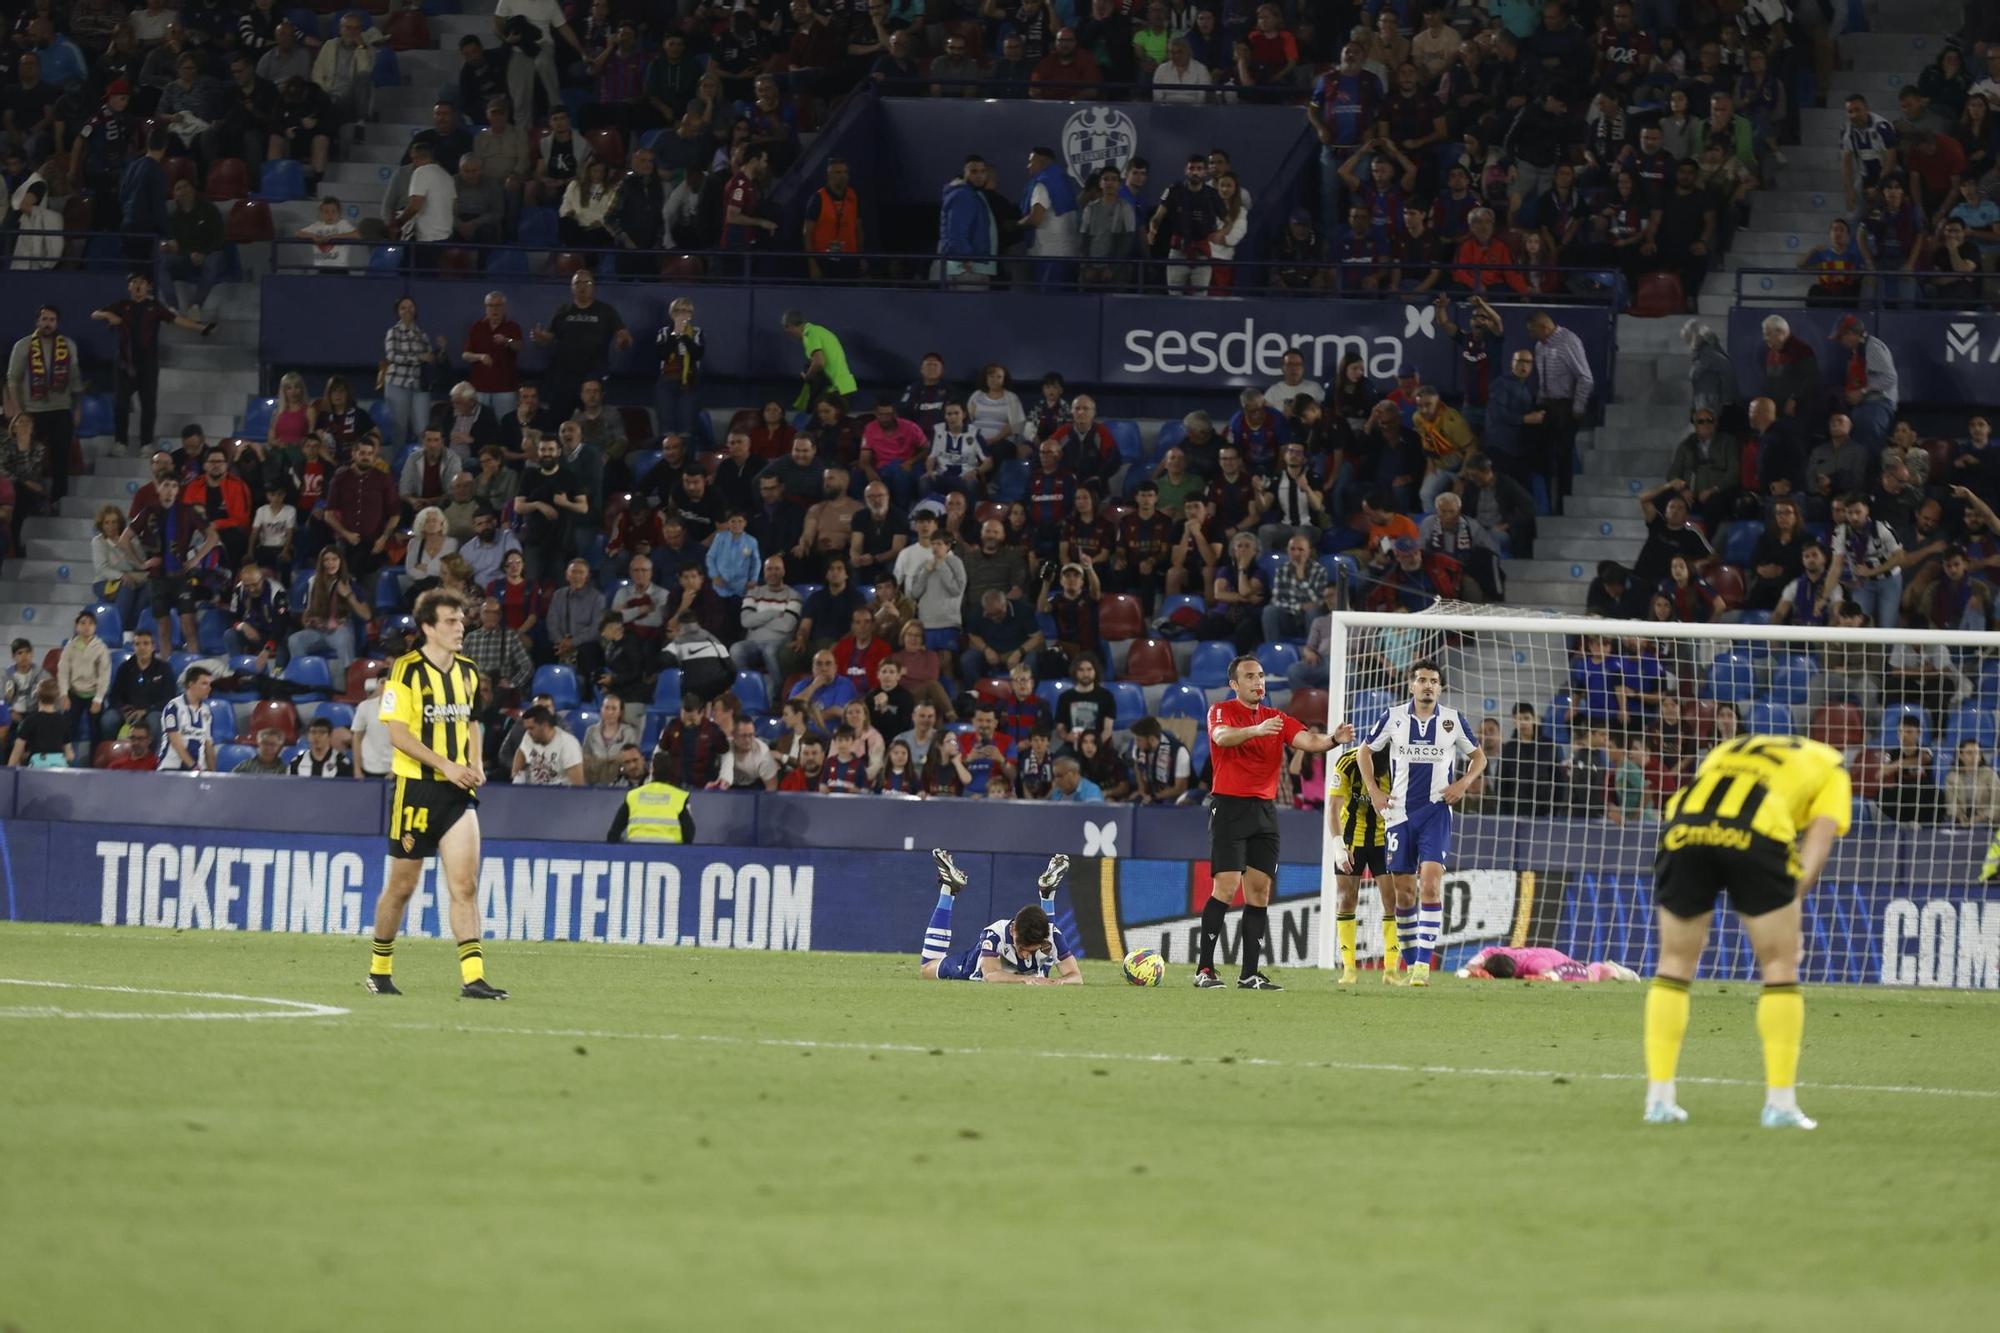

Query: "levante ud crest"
left=1063, top=107, right=1137, bottom=188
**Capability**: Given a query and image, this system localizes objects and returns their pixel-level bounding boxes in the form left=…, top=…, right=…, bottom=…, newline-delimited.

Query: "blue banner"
left=1727, top=306, right=2000, bottom=406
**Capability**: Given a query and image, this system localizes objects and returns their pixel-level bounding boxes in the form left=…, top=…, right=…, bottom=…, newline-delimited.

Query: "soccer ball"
left=1121, top=949, right=1166, bottom=987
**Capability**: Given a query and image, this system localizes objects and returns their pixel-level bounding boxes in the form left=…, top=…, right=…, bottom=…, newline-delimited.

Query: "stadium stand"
left=2, top=0, right=1997, bottom=822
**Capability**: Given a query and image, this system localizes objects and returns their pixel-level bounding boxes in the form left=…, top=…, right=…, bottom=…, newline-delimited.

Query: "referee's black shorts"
left=1208, top=793, right=1280, bottom=878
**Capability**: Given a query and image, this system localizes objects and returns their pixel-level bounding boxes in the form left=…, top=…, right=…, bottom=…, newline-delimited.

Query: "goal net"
left=1315, top=603, right=2000, bottom=990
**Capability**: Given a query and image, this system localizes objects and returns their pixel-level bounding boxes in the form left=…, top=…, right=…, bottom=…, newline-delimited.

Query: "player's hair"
left=414, top=588, right=467, bottom=628
left=1484, top=953, right=1518, bottom=979
left=1012, top=904, right=1051, bottom=948
left=1410, top=658, right=1443, bottom=682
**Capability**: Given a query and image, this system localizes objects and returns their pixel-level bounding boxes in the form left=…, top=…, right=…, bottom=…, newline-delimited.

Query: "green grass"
left=1, top=923, right=1996, bottom=1332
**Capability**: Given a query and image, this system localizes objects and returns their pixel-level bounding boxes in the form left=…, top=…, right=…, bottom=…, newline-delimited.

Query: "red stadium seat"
left=1288, top=688, right=1329, bottom=729
left=1627, top=272, right=1686, bottom=319
left=342, top=658, right=388, bottom=703
left=1849, top=747, right=1886, bottom=799
left=1809, top=702, right=1865, bottom=754
left=1120, top=638, right=1177, bottom=686
left=1684, top=698, right=1716, bottom=739
left=974, top=676, right=1011, bottom=704
left=205, top=157, right=250, bottom=201
left=225, top=198, right=274, bottom=243
left=1098, top=593, right=1144, bottom=642
left=440, top=247, right=480, bottom=273
left=1708, top=564, right=1746, bottom=609
left=726, top=408, right=760, bottom=436
left=164, top=155, right=197, bottom=192
left=383, top=10, right=431, bottom=52
left=587, top=127, right=625, bottom=171
left=619, top=407, right=655, bottom=443
left=553, top=251, right=588, bottom=277
left=660, top=254, right=705, bottom=280
left=41, top=648, right=61, bottom=676
left=1923, top=438, right=1955, bottom=479
left=602, top=491, right=632, bottom=529
left=61, top=189, right=94, bottom=233
left=250, top=700, right=300, bottom=744
left=94, top=740, right=138, bottom=768
left=974, top=501, right=1008, bottom=527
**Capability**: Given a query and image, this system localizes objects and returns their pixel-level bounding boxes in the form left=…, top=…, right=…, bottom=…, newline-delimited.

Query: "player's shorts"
left=1386, top=804, right=1451, bottom=876
left=935, top=945, right=983, bottom=981
left=1340, top=843, right=1388, bottom=878
left=1652, top=832, right=1797, bottom=919
left=388, top=776, right=478, bottom=861
left=1208, top=793, right=1279, bottom=878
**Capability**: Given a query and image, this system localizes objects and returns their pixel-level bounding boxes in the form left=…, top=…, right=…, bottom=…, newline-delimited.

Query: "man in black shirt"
left=608, top=145, right=667, bottom=277
left=105, top=626, right=175, bottom=740
left=529, top=269, right=633, bottom=421
left=1053, top=654, right=1115, bottom=751
left=672, top=468, right=722, bottom=546
left=1391, top=202, right=1449, bottom=292
left=497, top=381, right=556, bottom=463
left=89, top=271, right=211, bottom=456
left=1498, top=702, right=1562, bottom=816
left=1629, top=481, right=1713, bottom=612
left=712, top=428, right=763, bottom=516
left=1645, top=159, right=1715, bottom=309
left=1146, top=154, right=1217, bottom=293
left=405, top=100, right=473, bottom=176
left=750, top=471, right=804, bottom=563
left=456, top=36, right=506, bottom=127
left=517, top=435, right=586, bottom=581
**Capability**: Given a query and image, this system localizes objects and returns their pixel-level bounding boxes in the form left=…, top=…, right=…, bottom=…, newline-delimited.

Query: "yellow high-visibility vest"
left=624, top=782, right=690, bottom=843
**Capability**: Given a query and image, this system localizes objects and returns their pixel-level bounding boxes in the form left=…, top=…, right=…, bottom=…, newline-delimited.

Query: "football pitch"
left=2, top=924, right=1995, bottom=1332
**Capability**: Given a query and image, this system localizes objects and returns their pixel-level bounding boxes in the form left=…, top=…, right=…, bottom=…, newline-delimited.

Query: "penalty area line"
left=360, top=1020, right=2000, bottom=1101
left=0, top=978, right=351, bottom=1020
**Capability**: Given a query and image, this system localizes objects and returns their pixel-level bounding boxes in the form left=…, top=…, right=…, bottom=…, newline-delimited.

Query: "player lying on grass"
left=918, top=850, right=1082, bottom=984
left=1457, top=947, right=1640, bottom=982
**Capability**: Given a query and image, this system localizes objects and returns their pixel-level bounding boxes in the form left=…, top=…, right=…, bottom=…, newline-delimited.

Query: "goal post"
left=1313, top=603, right=2000, bottom=990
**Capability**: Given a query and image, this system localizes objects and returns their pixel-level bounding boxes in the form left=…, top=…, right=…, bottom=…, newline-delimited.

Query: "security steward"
left=606, top=752, right=697, bottom=843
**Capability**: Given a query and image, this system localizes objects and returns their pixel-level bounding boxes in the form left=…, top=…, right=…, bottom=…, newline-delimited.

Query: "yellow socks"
left=370, top=938, right=395, bottom=976
left=1758, top=982, right=1804, bottom=1098
left=1381, top=918, right=1400, bottom=970
left=1336, top=913, right=1357, bottom=971
left=457, top=939, right=485, bottom=984
left=1644, top=975, right=1692, bottom=1091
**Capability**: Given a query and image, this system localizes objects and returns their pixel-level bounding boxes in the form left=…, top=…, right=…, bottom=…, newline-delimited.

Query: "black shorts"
left=1652, top=830, right=1797, bottom=920
left=149, top=572, right=206, bottom=618
left=388, top=776, right=478, bottom=861
left=1341, top=844, right=1387, bottom=878
left=1208, top=793, right=1280, bottom=879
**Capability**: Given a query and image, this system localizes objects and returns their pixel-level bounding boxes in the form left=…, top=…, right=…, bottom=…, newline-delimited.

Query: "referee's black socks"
left=1240, top=904, right=1269, bottom=979
left=1198, top=897, right=1229, bottom=972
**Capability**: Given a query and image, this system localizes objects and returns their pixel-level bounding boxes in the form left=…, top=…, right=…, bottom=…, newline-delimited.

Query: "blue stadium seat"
left=1256, top=549, right=1284, bottom=589
left=1191, top=730, right=1209, bottom=778
left=285, top=655, right=334, bottom=700
left=1701, top=650, right=1759, bottom=704
left=1153, top=420, right=1186, bottom=456
left=1764, top=653, right=1819, bottom=706
left=1945, top=703, right=2000, bottom=755
left=1105, top=419, right=1143, bottom=465
left=284, top=7, right=319, bottom=39
left=258, top=158, right=306, bottom=203
left=1255, top=641, right=1300, bottom=680
left=107, top=648, right=131, bottom=681
left=1035, top=679, right=1070, bottom=715
left=1877, top=703, right=1930, bottom=749
left=370, top=45, right=400, bottom=87
left=217, top=654, right=264, bottom=702
left=627, top=449, right=663, bottom=481
left=531, top=664, right=581, bottom=709
left=1106, top=682, right=1145, bottom=727
left=1743, top=700, right=1795, bottom=735
left=994, top=458, right=1030, bottom=504
left=1720, top=521, right=1763, bottom=568
left=1188, top=641, right=1235, bottom=688
left=134, top=608, right=184, bottom=649
left=732, top=671, right=770, bottom=715
left=209, top=707, right=238, bottom=742
left=652, top=669, right=682, bottom=713
left=88, top=603, right=122, bottom=645
left=1349, top=687, right=1396, bottom=737
left=214, top=743, right=255, bottom=772
left=313, top=701, right=354, bottom=730
left=567, top=707, right=599, bottom=740
left=169, top=650, right=200, bottom=679
left=78, top=394, right=114, bottom=438
left=1156, top=682, right=1207, bottom=721
left=640, top=710, right=665, bottom=753
left=754, top=714, right=785, bottom=742
left=373, top=569, right=403, bottom=611
left=241, top=396, right=277, bottom=440
left=366, top=398, right=396, bottom=441
left=1158, top=593, right=1205, bottom=622
left=368, top=245, right=406, bottom=273
left=1976, top=659, right=2000, bottom=705
left=196, top=607, right=231, bottom=655
left=1318, top=552, right=1360, bottom=586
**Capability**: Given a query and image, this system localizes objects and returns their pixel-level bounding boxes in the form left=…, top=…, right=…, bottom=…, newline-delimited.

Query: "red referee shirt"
left=1207, top=698, right=1303, bottom=800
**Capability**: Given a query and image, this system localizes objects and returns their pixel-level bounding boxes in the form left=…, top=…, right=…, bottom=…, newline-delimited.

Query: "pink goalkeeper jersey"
left=1468, top=946, right=1576, bottom=977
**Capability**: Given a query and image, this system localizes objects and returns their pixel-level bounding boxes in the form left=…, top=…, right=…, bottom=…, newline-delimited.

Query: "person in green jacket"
left=782, top=309, right=857, bottom=411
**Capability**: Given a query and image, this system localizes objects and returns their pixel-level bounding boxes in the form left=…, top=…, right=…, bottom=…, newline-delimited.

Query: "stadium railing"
left=1731, top=265, right=1999, bottom=310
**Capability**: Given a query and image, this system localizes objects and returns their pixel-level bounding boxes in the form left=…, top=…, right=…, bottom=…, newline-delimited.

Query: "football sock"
left=921, top=890, right=955, bottom=964
left=1038, top=892, right=1057, bottom=921
left=369, top=937, right=395, bottom=976
left=1645, top=975, right=1692, bottom=1104
left=1395, top=906, right=1417, bottom=966
left=1239, top=904, right=1268, bottom=978
left=1197, top=896, right=1228, bottom=972
left=1335, top=913, right=1357, bottom=971
left=1381, top=917, right=1401, bottom=969
left=457, top=939, right=485, bottom=985
left=1757, top=982, right=1804, bottom=1106
left=1417, top=901, right=1442, bottom=967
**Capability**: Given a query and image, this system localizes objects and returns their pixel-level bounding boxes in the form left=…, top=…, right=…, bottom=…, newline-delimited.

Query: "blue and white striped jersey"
left=158, top=693, right=214, bottom=771
left=1363, top=703, right=1478, bottom=826
left=974, top=918, right=1075, bottom=980
left=1837, top=113, right=1897, bottom=176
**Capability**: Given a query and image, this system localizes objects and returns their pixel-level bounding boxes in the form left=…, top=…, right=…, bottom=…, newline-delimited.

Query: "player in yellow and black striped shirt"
left=1327, top=740, right=1414, bottom=985
left=1644, top=734, right=1851, bottom=1131
left=365, top=589, right=508, bottom=999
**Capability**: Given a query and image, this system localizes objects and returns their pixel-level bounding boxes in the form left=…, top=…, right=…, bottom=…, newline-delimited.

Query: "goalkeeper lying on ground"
left=1458, top=947, right=1640, bottom=982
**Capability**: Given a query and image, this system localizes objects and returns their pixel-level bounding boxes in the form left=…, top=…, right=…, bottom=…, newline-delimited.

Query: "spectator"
left=121, top=472, right=218, bottom=650
left=1048, top=754, right=1104, bottom=803
left=287, top=717, right=352, bottom=778
left=6, top=305, right=80, bottom=505
left=53, top=609, right=109, bottom=764
left=531, top=270, right=634, bottom=421
left=513, top=704, right=585, bottom=787
left=288, top=545, right=370, bottom=675
left=313, top=11, right=374, bottom=127
left=1806, top=412, right=1869, bottom=499
left=319, top=435, right=396, bottom=583
left=8, top=677, right=70, bottom=768
left=156, top=666, right=216, bottom=772
left=1418, top=492, right=1504, bottom=601
left=1071, top=730, right=1129, bottom=801
left=106, top=626, right=173, bottom=741
left=1263, top=533, right=1327, bottom=641
left=1526, top=311, right=1593, bottom=502
left=3, top=639, right=50, bottom=715
left=790, top=648, right=859, bottom=729
left=653, top=692, right=728, bottom=789
left=1830, top=493, right=1905, bottom=630
left=1947, top=740, right=2000, bottom=827
left=227, top=727, right=287, bottom=775
left=937, top=154, right=1000, bottom=290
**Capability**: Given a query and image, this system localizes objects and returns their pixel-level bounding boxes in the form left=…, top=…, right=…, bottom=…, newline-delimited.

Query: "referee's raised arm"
left=1211, top=713, right=1285, bottom=747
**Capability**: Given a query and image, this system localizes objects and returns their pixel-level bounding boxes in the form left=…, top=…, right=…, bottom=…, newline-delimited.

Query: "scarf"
left=26, top=333, right=70, bottom=402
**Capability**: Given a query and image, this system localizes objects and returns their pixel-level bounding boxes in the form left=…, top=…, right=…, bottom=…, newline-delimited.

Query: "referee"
left=365, top=589, right=508, bottom=999
left=1198, top=655, right=1340, bottom=989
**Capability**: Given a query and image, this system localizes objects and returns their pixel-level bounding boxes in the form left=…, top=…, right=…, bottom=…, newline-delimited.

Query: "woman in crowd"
left=404, top=504, right=457, bottom=600
left=288, top=545, right=370, bottom=675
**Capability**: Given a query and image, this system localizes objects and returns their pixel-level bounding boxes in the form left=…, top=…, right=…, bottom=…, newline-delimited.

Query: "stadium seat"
left=1808, top=702, right=1864, bottom=753
left=209, top=707, right=238, bottom=743
left=1350, top=687, right=1396, bottom=737
left=1120, top=637, right=1177, bottom=686
left=133, top=608, right=184, bottom=649
left=195, top=608, right=231, bottom=654
left=248, top=700, right=299, bottom=744
left=1035, top=679, right=1070, bottom=715
left=1627, top=272, right=1685, bottom=318
left=370, top=44, right=400, bottom=86
left=1105, top=420, right=1143, bottom=465
left=1106, top=682, right=1146, bottom=728
left=1289, top=687, right=1329, bottom=728
left=88, top=603, right=123, bottom=646
left=366, top=399, right=395, bottom=439
left=1255, top=641, right=1300, bottom=680
left=1877, top=703, right=1930, bottom=749
left=373, top=569, right=403, bottom=611
left=1719, top=521, right=1763, bottom=568
left=1944, top=704, right=1999, bottom=756
left=214, top=743, right=256, bottom=772
left=1098, top=593, right=1144, bottom=642
left=94, top=740, right=139, bottom=768
left=257, top=159, right=306, bottom=203
left=627, top=449, right=663, bottom=481
left=342, top=658, right=388, bottom=702
left=1701, top=651, right=1759, bottom=704
left=652, top=669, right=683, bottom=713
left=313, top=702, right=355, bottom=730
left=284, top=655, right=334, bottom=700
left=973, top=676, right=1012, bottom=704
left=78, top=394, right=114, bottom=438
left=1156, top=681, right=1208, bottom=721
left=226, top=198, right=274, bottom=243
left=1765, top=653, right=1819, bottom=706
left=994, top=458, right=1030, bottom=503
left=754, top=714, right=785, bottom=743
left=1188, top=641, right=1235, bottom=688
left=1743, top=700, right=1795, bottom=735
left=383, top=9, right=431, bottom=50
left=587, top=127, right=626, bottom=170
left=204, top=157, right=250, bottom=201
left=531, top=664, right=581, bottom=709
left=1708, top=565, right=1746, bottom=609
left=567, top=707, right=598, bottom=740
left=168, top=650, right=200, bottom=680
left=241, top=396, right=277, bottom=440
left=215, top=654, right=262, bottom=703
left=732, top=672, right=770, bottom=716
left=640, top=710, right=665, bottom=754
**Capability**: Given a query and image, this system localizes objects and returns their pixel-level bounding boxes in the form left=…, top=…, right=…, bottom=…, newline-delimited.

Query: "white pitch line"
left=360, top=1019, right=2000, bottom=1101
left=0, top=978, right=350, bottom=1020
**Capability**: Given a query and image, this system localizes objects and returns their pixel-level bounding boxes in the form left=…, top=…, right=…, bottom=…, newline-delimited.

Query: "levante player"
left=1196, top=655, right=1340, bottom=990
left=1644, top=734, right=1850, bottom=1130
left=918, top=850, right=1081, bottom=984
